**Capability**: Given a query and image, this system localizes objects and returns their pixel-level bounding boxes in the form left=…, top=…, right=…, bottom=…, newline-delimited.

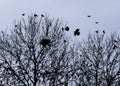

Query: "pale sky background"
left=0, top=0, right=120, bottom=39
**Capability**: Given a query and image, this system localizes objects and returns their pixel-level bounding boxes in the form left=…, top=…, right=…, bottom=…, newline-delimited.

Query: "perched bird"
left=74, top=29, right=80, bottom=36
left=64, top=40, right=67, bottom=42
left=15, top=25, right=17, bottom=27
left=87, top=15, right=91, bottom=18
left=103, top=30, right=105, bottom=33
left=22, top=13, right=25, bottom=16
left=40, top=39, right=51, bottom=47
left=62, top=27, right=64, bottom=31
left=95, top=22, right=99, bottom=24
left=65, top=26, right=69, bottom=31
left=95, top=30, right=99, bottom=33
left=41, top=14, right=44, bottom=17
left=34, top=14, right=38, bottom=17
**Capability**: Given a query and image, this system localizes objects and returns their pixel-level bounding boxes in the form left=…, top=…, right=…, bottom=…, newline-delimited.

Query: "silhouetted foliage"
left=0, top=13, right=120, bottom=86
left=73, top=31, right=120, bottom=86
left=14, top=25, right=17, bottom=27
left=0, top=14, right=76, bottom=86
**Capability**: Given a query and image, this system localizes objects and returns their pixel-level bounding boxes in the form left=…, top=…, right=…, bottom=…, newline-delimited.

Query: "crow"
left=22, top=13, right=25, bottom=16
left=76, top=29, right=79, bottom=32
left=114, top=40, right=118, bottom=43
left=87, top=15, right=91, bottom=18
left=103, top=30, right=105, bottom=33
left=15, top=25, right=17, bottom=27
left=62, top=27, right=64, bottom=31
left=65, top=26, right=69, bottom=31
left=95, top=30, right=99, bottom=33
left=41, top=14, right=44, bottom=17
left=64, top=40, right=67, bottom=42
left=95, top=22, right=99, bottom=24
left=34, top=14, right=38, bottom=17
left=74, top=29, right=80, bottom=36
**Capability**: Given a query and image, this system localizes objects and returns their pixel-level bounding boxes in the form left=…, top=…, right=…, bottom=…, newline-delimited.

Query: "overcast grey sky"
left=0, top=0, right=120, bottom=38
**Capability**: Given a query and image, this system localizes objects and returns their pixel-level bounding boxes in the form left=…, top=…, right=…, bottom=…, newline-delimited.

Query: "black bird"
left=95, top=22, right=99, bottom=24
left=76, top=29, right=79, bottom=32
left=87, top=15, right=91, bottom=18
left=74, top=29, right=80, bottom=36
left=41, top=14, right=44, bottom=17
left=77, top=31, right=80, bottom=35
left=64, top=40, right=67, bottom=42
left=15, top=25, right=17, bottom=27
left=34, top=14, right=38, bottom=17
left=62, top=27, right=64, bottom=31
left=103, top=30, right=105, bottom=33
left=95, top=30, right=99, bottom=33
left=65, top=26, right=69, bottom=31
left=22, top=13, right=25, bottom=16
left=40, top=39, right=51, bottom=47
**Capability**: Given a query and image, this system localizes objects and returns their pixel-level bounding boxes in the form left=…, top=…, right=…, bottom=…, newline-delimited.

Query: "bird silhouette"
left=64, top=40, right=67, bottom=42
left=65, top=26, right=69, bottom=31
left=103, top=30, right=105, bottom=33
left=87, top=15, right=91, bottom=18
left=22, top=13, right=25, bottom=16
left=62, top=27, right=64, bottom=31
left=76, top=29, right=79, bottom=32
left=41, top=14, right=44, bottom=17
left=40, top=39, right=51, bottom=47
left=74, top=29, right=80, bottom=36
left=95, top=22, right=99, bottom=24
left=34, top=14, right=38, bottom=17
left=95, top=30, right=99, bottom=33
left=15, top=25, right=17, bottom=27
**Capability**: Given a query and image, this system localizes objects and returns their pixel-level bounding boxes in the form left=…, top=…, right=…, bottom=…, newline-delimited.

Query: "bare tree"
left=0, top=14, right=75, bottom=86
left=0, top=13, right=120, bottom=86
left=73, top=31, right=120, bottom=86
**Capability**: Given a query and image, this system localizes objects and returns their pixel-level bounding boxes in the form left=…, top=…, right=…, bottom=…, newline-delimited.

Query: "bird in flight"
left=65, top=26, right=69, bottom=31
left=95, top=22, right=99, bottom=24
left=74, top=29, right=80, bottom=36
left=87, top=15, right=91, bottom=18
